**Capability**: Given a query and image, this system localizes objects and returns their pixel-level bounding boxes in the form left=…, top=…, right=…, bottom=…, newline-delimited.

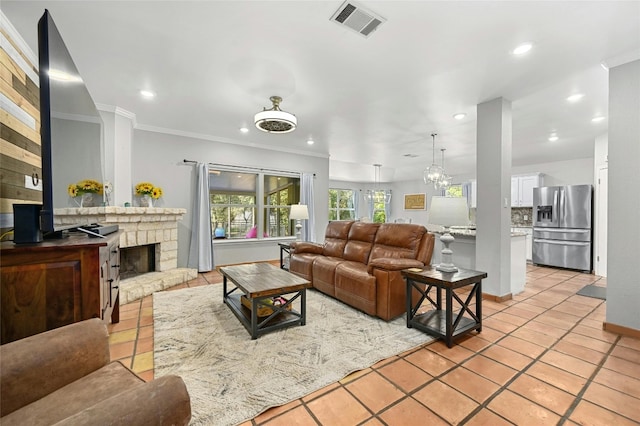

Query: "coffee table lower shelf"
left=408, top=310, right=480, bottom=341
left=225, top=293, right=303, bottom=339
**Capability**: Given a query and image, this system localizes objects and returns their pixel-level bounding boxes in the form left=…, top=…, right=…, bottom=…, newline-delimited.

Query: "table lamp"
left=429, top=196, right=469, bottom=272
left=290, top=204, right=309, bottom=241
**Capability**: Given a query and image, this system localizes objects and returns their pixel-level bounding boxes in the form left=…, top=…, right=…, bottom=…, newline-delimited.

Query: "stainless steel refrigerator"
left=532, top=184, right=593, bottom=272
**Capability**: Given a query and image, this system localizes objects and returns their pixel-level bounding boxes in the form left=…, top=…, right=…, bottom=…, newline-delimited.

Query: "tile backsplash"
left=468, top=207, right=533, bottom=227
left=512, top=207, right=533, bottom=226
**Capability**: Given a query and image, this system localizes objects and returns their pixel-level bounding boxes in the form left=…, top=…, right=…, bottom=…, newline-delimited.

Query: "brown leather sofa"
left=289, top=221, right=435, bottom=320
left=0, top=318, right=191, bottom=425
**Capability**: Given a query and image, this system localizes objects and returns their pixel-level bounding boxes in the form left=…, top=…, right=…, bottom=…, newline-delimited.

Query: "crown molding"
left=135, top=123, right=329, bottom=159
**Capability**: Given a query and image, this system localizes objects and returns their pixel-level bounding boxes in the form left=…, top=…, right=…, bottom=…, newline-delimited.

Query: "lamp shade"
left=429, top=196, right=468, bottom=227
left=290, top=204, right=309, bottom=220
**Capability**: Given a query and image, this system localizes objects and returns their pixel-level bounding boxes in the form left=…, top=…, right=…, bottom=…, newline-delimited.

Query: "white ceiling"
left=3, top=1, right=639, bottom=183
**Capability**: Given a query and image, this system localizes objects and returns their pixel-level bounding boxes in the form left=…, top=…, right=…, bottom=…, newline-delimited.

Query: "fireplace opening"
left=120, top=244, right=156, bottom=280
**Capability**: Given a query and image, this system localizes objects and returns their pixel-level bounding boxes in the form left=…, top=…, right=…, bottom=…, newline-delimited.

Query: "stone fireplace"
left=54, top=206, right=197, bottom=303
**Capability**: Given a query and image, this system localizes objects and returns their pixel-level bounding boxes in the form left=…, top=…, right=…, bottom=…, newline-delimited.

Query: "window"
left=446, top=185, right=463, bottom=198
left=264, top=174, right=300, bottom=238
left=209, top=169, right=300, bottom=240
left=371, top=192, right=387, bottom=223
left=329, top=189, right=355, bottom=221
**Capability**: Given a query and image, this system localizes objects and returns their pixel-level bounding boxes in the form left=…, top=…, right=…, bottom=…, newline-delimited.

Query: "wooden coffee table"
left=220, top=262, right=312, bottom=339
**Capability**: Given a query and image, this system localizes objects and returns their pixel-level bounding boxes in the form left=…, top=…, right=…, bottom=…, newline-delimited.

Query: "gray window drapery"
left=187, top=162, right=214, bottom=271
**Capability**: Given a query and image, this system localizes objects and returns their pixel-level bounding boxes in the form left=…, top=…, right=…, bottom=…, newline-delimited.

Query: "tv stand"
left=43, top=230, right=69, bottom=240
left=0, top=232, right=121, bottom=344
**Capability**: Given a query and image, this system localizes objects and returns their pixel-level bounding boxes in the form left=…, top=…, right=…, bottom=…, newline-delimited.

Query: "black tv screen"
left=38, top=9, right=104, bottom=235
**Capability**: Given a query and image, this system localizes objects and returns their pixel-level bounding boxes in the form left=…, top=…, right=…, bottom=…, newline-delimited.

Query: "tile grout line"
left=557, top=333, right=623, bottom=425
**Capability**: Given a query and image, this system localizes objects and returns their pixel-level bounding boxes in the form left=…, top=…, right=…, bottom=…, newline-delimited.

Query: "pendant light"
left=436, top=148, right=452, bottom=191
left=365, top=164, right=391, bottom=204
left=423, top=133, right=444, bottom=187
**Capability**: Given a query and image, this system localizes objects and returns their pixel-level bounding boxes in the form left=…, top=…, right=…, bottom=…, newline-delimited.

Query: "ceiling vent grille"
left=331, top=1, right=386, bottom=38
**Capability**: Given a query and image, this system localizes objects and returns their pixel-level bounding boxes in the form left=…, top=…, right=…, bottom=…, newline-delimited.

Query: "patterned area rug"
left=154, top=284, right=435, bottom=426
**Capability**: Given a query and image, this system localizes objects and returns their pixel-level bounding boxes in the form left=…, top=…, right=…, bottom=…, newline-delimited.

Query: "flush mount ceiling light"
left=591, top=116, right=606, bottom=123
left=512, top=42, right=533, bottom=55
left=254, top=96, right=297, bottom=133
left=548, top=134, right=559, bottom=142
left=239, top=127, right=249, bottom=133
left=566, top=93, right=585, bottom=102
left=140, top=90, right=156, bottom=99
left=453, top=112, right=467, bottom=120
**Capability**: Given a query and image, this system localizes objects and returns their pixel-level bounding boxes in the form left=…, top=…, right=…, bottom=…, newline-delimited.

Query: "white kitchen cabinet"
left=511, top=173, right=543, bottom=207
left=512, top=227, right=533, bottom=261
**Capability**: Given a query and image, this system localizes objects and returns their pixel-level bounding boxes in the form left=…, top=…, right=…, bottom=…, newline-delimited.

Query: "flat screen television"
left=37, top=9, right=104, bottom=237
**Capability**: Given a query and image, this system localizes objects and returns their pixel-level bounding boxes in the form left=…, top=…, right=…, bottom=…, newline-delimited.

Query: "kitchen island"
left=429, top=226, right=527, bottom=296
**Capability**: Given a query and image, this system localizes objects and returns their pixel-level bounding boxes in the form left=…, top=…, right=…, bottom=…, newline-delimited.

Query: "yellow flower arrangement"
left=135, top=182, right=163, bottom=199
left=67, top=179, right=103, bottom=197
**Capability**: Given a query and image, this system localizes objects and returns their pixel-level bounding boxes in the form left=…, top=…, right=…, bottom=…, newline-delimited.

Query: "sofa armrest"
left=368, top=258, right=424, bottom=274
left=55, top=375, right=191, bottom=426
left=0, top=318, right=110, bottom=417
left=291, top=241, right=324, bottom=254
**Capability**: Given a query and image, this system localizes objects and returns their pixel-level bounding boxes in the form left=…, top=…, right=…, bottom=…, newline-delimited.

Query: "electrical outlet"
left=25, top=175, right=43, bottom=191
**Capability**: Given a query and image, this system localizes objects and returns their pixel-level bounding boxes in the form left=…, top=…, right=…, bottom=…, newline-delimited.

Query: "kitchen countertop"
left=428, top=225, right=527, bottom=238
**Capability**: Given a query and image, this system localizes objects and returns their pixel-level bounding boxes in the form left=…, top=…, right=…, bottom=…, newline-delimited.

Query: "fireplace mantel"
left=54, top=206, right=187, bottom=271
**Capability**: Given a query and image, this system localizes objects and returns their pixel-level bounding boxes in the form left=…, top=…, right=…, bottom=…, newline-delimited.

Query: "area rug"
left=153, top=284, right=435, bottom=426
left=577, top=284, right=606, bottom=300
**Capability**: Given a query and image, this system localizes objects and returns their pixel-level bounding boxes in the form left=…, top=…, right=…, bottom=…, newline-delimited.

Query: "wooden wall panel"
left=0, top=21, right=40, bottom=237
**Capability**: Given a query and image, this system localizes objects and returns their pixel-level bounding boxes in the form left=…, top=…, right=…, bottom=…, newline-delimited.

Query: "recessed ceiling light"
left=566, top=93, right=585, bottom=102
left=239, top=127, right=249, bottom=133
left=548, top=134, right=559, bottom=142
left=512, top=43, right=533, bottom=55
left=453, top=113, right=467, bottom=120
left=307, top=139, right=314, bottom=145
left=591, top=116, right=606, bottom=123
left=140, top=90, right=156, bottom=99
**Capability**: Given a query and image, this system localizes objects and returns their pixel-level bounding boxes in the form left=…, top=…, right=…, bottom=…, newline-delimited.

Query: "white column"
left=475, top=97, right=512, bottom=298
left=606, top=59, right=640, bottom=331
left=100, top=107, right=134, bottom=206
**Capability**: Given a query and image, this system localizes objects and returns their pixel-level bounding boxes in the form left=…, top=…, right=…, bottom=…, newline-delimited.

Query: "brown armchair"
left=0, top=318, right=191, bottom=425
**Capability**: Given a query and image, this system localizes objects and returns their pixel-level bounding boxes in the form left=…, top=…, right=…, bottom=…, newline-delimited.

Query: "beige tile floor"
left=108, top=264, right=640, bottom=425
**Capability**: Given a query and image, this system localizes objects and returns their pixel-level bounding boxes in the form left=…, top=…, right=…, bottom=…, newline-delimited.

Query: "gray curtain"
left=187, top=163, right=214, bottom=271
left=300, top=173, right=315, bottom=242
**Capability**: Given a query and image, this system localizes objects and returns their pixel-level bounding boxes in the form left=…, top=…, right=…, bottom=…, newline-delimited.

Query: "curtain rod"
left=183, top=159, right=315, bottom=176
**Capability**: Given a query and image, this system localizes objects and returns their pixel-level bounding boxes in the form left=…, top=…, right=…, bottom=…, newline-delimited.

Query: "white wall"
left=328, top=178, right=441, bottom=227
left=456, top=157, right=594, bottom=188
left=132, top=129, right=329, bottom=267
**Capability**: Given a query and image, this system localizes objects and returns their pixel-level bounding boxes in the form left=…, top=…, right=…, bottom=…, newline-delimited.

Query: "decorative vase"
left=78, top=193, right=94, bottom=207
left=141, top=194, right=153, bottom=207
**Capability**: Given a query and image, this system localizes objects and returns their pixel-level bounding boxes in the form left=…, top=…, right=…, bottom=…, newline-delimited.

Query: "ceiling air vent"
left=331, top=1, right=386, bottom=38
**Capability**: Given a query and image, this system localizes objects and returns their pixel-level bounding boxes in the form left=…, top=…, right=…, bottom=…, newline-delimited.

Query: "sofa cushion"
left=311, top=256, right=345, bottom=296
left=342, top=222, right=379, bottom=264
left=321, top=221, right=353, bottom=258
left=1, top=361, right=144, bottom=426
left=289, top=252, right=320, bottom=281
left=370, top=223, right=427, bottom=260
left=335, top=261, right=377, bottom=316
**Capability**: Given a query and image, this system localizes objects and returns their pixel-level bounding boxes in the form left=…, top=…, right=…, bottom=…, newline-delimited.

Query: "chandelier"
left=365, top=164, right=391, bottom=204
left=423, top=133, right=444, bottom=187
left=254, top=96, right=297, bottom=133
left=436, top=148, right=452, bottom=191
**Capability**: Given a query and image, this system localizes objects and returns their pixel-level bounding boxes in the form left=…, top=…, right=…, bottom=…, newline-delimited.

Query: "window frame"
left=209, top=167, right=301, bottom=241
left=328, top=188, right=356, bottom=221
